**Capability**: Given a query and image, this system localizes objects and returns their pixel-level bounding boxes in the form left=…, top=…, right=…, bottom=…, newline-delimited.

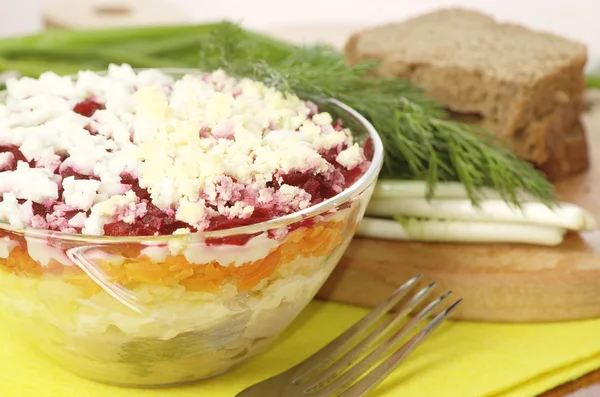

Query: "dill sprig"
left=197, top=23, right=555, bottom=205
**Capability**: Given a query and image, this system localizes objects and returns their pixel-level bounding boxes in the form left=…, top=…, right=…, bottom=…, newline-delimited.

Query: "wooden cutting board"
left=317, top=91, right=600, bottom=323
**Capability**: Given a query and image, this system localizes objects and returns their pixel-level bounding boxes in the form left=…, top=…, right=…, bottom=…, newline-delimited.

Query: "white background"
left=2, top=0, right=600, bottom=63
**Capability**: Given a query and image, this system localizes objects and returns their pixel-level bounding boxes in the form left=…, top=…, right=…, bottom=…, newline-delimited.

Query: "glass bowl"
left=0, top=68, right=383, bottom=387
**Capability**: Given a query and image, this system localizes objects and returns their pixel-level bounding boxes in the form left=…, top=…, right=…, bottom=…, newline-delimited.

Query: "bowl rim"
left=0, top=67, right=384, bottom=243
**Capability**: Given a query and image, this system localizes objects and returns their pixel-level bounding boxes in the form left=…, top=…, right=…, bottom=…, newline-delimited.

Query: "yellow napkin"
left=2, top=300, right=600, bottom=397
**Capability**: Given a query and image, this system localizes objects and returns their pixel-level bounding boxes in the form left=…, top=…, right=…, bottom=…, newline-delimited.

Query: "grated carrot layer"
left=0, top=220, right=346, bottom=295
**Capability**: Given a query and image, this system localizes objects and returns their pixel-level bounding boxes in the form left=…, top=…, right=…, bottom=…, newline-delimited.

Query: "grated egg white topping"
left=0, top=64, right=365, bottom=235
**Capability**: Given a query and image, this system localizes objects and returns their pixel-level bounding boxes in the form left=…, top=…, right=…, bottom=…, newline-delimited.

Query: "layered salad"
left=0, top=65, right=376, bottom=386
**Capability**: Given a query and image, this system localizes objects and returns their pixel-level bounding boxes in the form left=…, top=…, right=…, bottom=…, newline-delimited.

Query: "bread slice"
left=345, top=8, right=589, bottom=168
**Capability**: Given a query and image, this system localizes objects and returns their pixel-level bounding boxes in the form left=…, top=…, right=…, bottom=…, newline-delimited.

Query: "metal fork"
left=236, top=274, right=462, bottom=397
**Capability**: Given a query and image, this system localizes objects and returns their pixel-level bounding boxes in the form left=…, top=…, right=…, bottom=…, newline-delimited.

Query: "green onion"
left=0, top=25, right=221, bottom=52
left=372, top=179, right=537, bottom=201
left=366, top=197, right=595, bottom=231
left=356, top=217, right=566, bottom=246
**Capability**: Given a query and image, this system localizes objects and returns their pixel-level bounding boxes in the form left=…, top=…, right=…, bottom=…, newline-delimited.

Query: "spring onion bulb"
left=365, top=198, right=596, bottom=232
left=372, top=180, right=539, bottom=202
left=356, top=217, right=566, bottom=246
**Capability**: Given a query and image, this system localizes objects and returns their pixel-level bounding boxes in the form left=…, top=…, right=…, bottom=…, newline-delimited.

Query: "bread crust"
left=538, top=120, right=589, bottom=180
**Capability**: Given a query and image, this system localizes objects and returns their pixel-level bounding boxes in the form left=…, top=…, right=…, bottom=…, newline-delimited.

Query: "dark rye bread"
left=344, top=8, right=589, bottom=178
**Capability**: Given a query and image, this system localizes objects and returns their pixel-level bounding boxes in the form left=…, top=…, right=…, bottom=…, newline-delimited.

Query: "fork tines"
left=293, top=274, right=462, bottom=396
